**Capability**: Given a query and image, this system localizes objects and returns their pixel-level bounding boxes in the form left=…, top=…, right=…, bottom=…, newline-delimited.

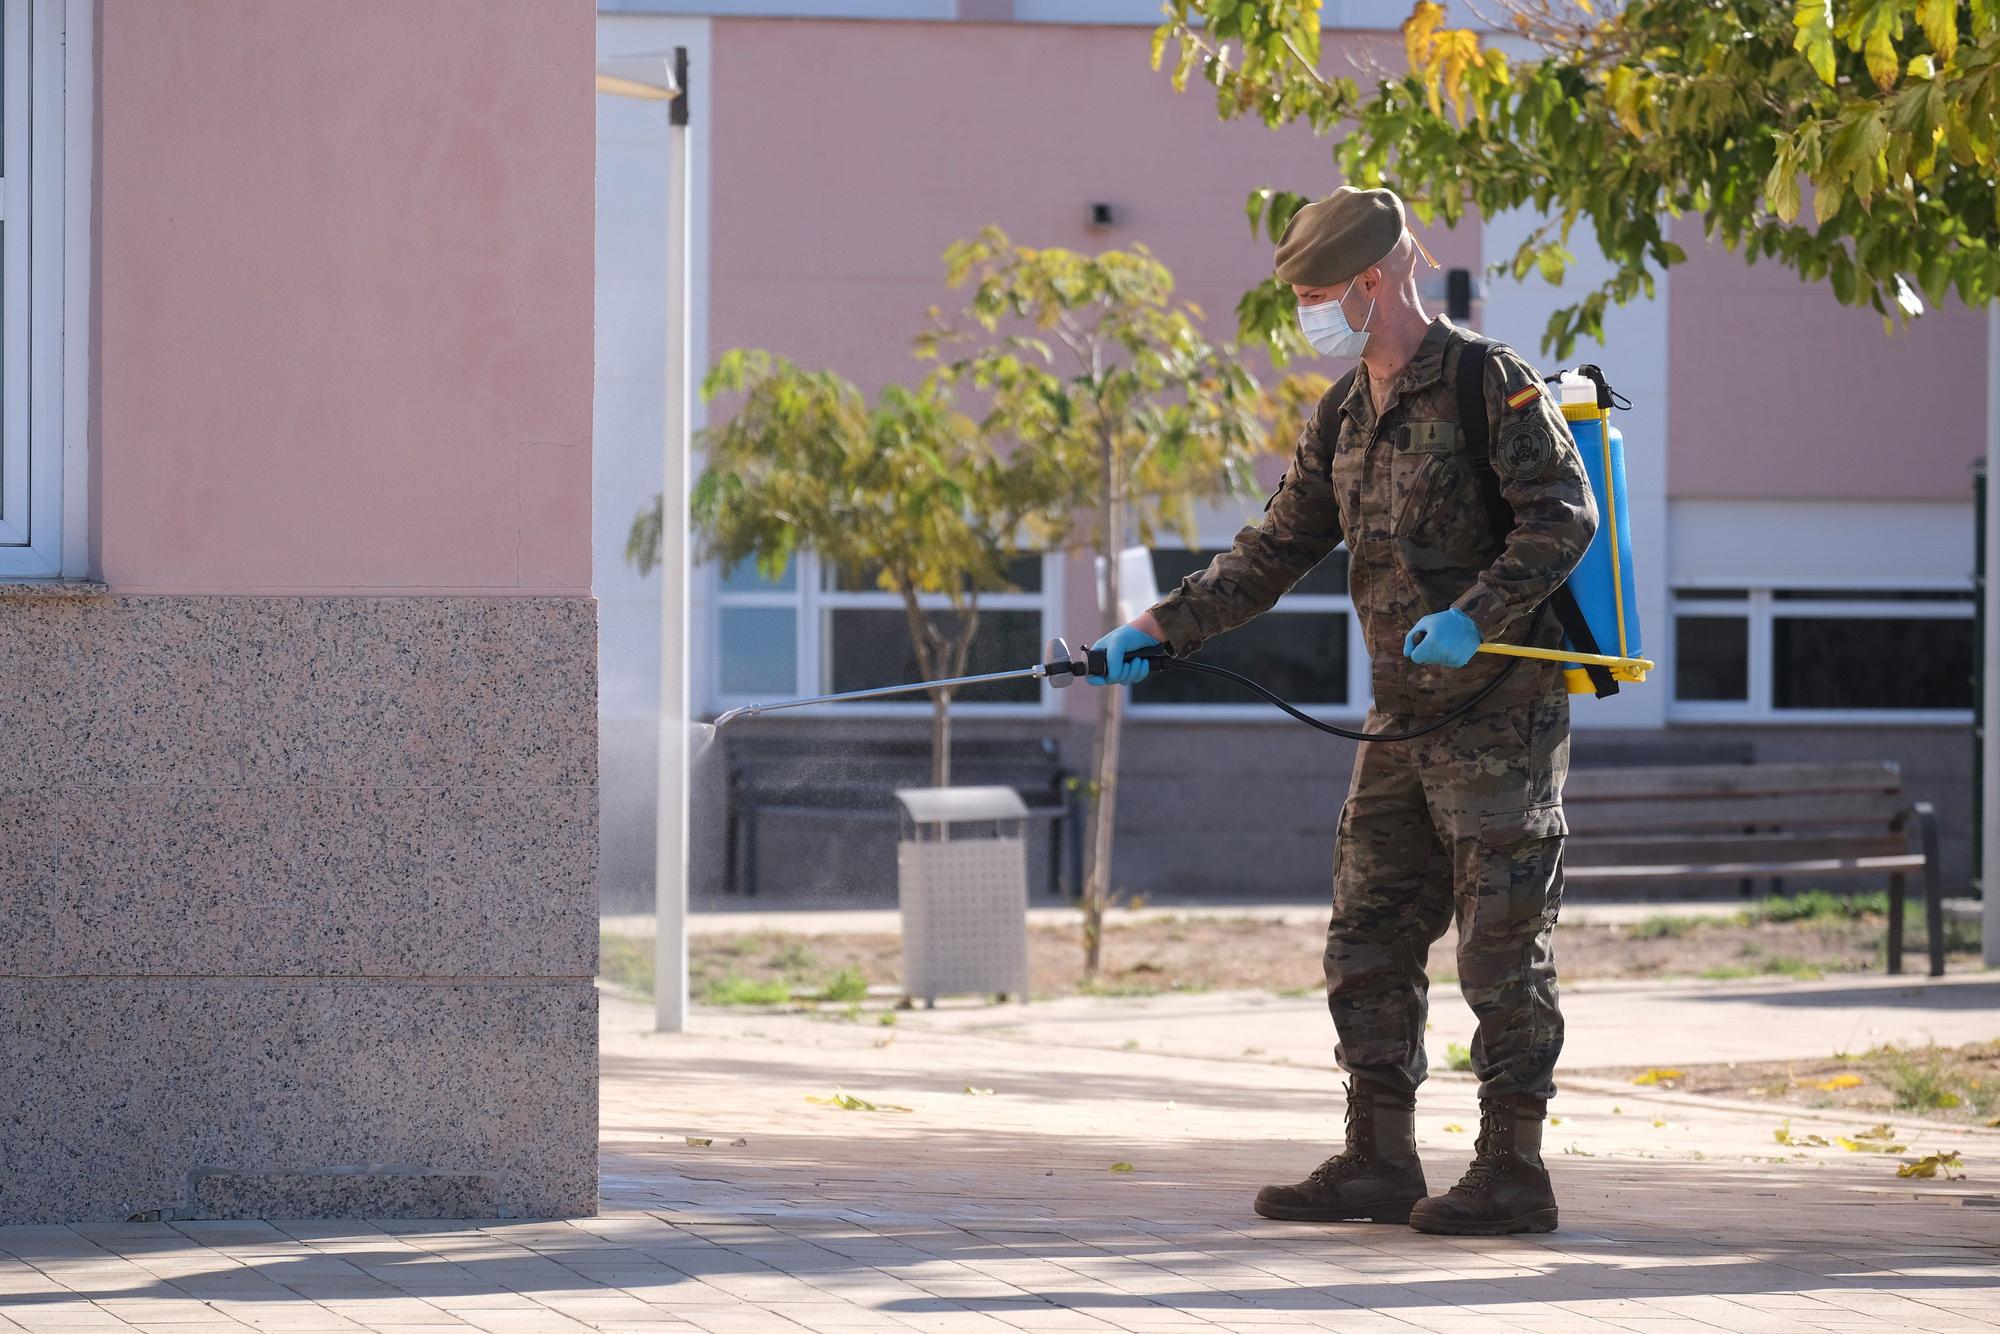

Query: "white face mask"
left=1297, top=282, right=1375, bottom=358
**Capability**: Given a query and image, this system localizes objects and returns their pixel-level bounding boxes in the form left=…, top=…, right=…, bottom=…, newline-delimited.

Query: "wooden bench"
left=722, top=734, right=1079, bottom=898
left=1563, top=761, right=1945, bottom=977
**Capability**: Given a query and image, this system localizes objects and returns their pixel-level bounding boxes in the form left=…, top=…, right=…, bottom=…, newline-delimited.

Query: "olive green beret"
left=1274, top=186, right=1406, bottom=287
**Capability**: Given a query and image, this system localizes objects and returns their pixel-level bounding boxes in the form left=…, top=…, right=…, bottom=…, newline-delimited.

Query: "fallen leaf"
left=1110, top=1161, right=1135, bottom=1173
left=1442, top=1122, right=1466, bottom=1133
left=1612, top=1106, right=1623, bottom=1115
left=1651, top=1116, right=1667, bottom=1129
left=1985, top=1116, right=2000, bottom=1128
left=1815, top=1073, right=1865, bottom=1091
left=684, top=1137, right=713, bottom=1148
left=1548, top=1116, right=1564, bottom=1127
left=729, top=1138, right=748, bottom=1147
left=1631, top=1068, right=1684, bottom=1087
left=807, top=1089, right=912, bottom=1113
left=1775, top=1122, right=1829, bottom=1147
left=1121, top=1039, right=1140, bottom=1051
left=1563, top=1144, right=1593, bottom=1157
left=1897, top=1151, right=1965, bottom=1180
left=965, top=1086, right=994, bottom=1096
left=1838, top=1132, right=1906, bottom=1154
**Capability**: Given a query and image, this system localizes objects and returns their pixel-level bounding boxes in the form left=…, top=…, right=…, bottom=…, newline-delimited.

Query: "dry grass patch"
left=601, top=895, right=1978, bottom=1008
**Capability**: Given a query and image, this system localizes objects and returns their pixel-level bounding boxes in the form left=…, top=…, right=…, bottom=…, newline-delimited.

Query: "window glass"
left=825, top=608, right=1042, bottom=704
left=718, top=608, right=796, bottom=695
left=719, top=558, right=796, bottom=593
left=1153, top=547, right=1348, bottom=598
left=1134, top=612, right=1349, bottom=707
left=1773, top=617, right=1973, bottom=710
left=1673, top=616, right=1749, bottom=702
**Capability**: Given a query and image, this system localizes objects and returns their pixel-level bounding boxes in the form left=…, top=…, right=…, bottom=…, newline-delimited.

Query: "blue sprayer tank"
left=1553, top=371, right=1647, bottom=694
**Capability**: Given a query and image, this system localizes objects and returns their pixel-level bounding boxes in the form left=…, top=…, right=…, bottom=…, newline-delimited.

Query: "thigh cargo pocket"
left=1479, top=802, right=1567, bottom=919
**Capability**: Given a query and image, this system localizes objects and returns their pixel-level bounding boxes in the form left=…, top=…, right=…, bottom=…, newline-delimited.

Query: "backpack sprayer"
left=713, top=360, right=1653, bottom=743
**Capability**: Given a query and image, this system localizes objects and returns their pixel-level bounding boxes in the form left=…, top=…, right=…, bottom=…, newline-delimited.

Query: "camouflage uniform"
left=1148, top=317, right=1598, bottom=1102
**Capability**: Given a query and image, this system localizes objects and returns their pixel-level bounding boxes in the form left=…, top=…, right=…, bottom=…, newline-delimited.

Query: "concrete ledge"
left=180, top=1166, right=511, bottom=1221
left=0, top=978, right=597, bottom=1224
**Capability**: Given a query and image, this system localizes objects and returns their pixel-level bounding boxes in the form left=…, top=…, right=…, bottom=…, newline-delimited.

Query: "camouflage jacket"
left=1149, top=317, right=1599, bottom=715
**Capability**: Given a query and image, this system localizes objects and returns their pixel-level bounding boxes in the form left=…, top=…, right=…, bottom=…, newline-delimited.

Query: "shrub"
left=818, top=967, right=870, bottom=1003
left=1879, top=1045, right=1965, bottom=1111
left=1745, top=891, right=1888, bottom=925
left=704, top=974, right=794, bottom=1006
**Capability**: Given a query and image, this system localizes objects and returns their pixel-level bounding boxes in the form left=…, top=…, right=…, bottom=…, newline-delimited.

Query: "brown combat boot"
left=1408, top=1094, right=1559, bottom=1235
left=1253, top=1082, right=1426, bottom=1224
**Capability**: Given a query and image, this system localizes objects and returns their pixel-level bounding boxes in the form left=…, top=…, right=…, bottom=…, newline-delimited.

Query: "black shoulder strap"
left=1454, top=337, right=1618, bottom=699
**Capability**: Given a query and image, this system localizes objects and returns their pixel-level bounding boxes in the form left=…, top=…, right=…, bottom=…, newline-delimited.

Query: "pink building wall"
left=1666, top=215, right=1986, bottom=501
left=94, top=0, right=595, bottom=595
left=707, top=21, right=1432, bottom=403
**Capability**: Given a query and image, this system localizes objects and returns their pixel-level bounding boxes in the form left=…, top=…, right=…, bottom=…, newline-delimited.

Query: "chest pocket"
left=1392, top=419, right=1476, bottom=544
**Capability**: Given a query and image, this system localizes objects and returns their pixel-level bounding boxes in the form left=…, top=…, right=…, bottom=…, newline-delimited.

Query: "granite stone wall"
left=0, top=588, right=599, bottom=1223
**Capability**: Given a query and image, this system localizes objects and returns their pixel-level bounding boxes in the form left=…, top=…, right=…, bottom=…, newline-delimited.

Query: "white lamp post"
left=597, top=49, right=695, bottom=1030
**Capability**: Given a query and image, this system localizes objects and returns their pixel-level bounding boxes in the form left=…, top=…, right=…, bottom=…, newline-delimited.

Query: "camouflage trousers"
left=1325, top=689, right=1569, bottom=1102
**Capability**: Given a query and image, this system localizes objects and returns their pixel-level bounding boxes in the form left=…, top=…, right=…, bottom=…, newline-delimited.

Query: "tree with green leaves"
left=921, top=228, right=1309, bottom=976
left=1153, top=0, right=2000, bottom=358
left=628, top=349, right=1056, bottom=787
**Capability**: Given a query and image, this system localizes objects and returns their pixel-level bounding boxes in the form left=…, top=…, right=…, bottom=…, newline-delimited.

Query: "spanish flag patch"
left=1505, top=384, right=1541, bottom=411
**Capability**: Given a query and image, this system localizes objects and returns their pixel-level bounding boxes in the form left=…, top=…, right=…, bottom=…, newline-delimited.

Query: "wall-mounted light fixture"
left=1087, top=202, right=1118, bottom=231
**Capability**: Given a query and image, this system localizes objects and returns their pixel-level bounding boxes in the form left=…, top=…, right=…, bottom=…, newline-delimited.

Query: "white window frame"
left=1667, top=579, right=1975, bottom=726
left=1126, top=544, right=1369, bottom=722
left=707, top=549, right=1064, bottom=720
left=0, top=0, right=83, bottom=580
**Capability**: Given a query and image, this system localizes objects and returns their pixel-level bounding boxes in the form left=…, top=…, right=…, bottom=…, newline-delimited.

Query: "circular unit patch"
left=1496, top=420, right=1557, bottom=482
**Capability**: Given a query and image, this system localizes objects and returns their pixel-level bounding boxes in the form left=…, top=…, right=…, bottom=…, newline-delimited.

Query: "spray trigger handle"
left=1083, top=642, right=1167, bottom=680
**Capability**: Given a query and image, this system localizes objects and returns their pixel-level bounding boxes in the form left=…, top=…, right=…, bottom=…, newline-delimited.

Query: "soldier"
left=1088, top=186, right=1597, bottom=1236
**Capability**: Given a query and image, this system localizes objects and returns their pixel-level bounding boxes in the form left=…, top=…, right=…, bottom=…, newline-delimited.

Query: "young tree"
left=628, top=349, right=1053, bottom=787
left=922, top=229, right=1302, bottom=976
left=1153, top=0, right=2000, bottom=357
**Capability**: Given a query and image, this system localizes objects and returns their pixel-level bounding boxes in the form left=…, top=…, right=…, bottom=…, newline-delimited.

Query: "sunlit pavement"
left=4, top=978, right=1997, bottom=1333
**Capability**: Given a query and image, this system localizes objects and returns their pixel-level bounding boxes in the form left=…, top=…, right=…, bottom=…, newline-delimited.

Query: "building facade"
left=3, top=0, right=599, bottom=1223
left=595, top=2, right=1977, bottom=908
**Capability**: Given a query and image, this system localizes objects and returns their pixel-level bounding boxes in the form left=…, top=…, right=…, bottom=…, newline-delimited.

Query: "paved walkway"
left=4, top=978, right=1998, bottom=1333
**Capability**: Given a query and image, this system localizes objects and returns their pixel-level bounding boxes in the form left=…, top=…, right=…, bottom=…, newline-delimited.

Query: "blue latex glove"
left=1403, top=608, right=1483, bottom=668
left=1087, top=625, right=1161, bottom=686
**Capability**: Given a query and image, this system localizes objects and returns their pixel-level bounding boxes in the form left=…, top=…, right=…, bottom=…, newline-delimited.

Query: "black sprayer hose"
left=1136, top=602, right=1551, bottom=744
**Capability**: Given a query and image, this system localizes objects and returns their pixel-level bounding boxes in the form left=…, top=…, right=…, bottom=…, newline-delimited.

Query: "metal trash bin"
left=893, top=786, right=1032, bottom=1006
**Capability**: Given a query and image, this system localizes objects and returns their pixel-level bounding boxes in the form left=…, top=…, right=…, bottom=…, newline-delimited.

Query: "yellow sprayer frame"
left=1474, top=397, right=1654, bottom=686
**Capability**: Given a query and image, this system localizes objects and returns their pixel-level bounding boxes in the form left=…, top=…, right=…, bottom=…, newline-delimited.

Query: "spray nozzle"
left=1041, top=636, right=1168, bottom=686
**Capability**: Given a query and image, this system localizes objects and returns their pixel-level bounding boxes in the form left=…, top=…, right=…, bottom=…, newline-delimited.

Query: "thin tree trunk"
left=1082, top=435, right=1124, bottom=979
left=929, top=687, right=952, bottom=788
left=897, top=581, right=955, bottom=793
